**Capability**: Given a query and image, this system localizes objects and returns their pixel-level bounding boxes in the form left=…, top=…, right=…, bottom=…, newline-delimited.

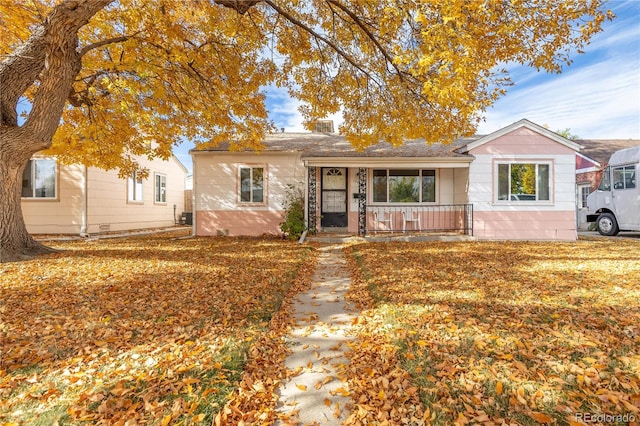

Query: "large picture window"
left=155, top=173, right=167, bottom=203
left=373, top=169, right=436, bottom=203
left=497, top=162, right=550, bottom=202
left=22, top=158, right=57, bottom=198
left=239, top=166, right=264, bottom=203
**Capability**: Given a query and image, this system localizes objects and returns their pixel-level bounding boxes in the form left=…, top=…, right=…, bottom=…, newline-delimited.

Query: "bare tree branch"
left=326, top=0, right=406, bottom=82
left=79, top=35, right=134, bottom=57
left=263, top=0, right=374, bottom=82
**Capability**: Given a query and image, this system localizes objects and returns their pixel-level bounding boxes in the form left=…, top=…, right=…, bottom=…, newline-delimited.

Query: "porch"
left=306, top=166, right=473, bottom=237
left=364, top=204, right=473, bottom=236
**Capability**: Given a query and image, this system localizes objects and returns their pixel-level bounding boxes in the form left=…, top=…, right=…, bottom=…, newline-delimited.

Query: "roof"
left=575, top=139, right=640, bottom=165
left=191, top=132, right=478, bottom=159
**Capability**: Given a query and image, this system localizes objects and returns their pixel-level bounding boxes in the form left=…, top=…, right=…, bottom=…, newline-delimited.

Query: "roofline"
left=191, top=150, right=299, bottom=156
left=575, top=151, right=601, bottom=168
left=576, top=166, right=601, bottom=174
left=303, top=156, right=473, bottom=168
left=170, top=154, right=189, bottom=173
left=462, top=119, right=583, bottom=152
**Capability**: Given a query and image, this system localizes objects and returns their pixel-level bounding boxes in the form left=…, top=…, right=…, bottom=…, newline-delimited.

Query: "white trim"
left=303, top=157, right=472, bottom=168
left=576, top=166, right=601, bottom=174
left=127, top=171, right=144, bottom=203
left=237, top=164, right=267, bottom=205
left=369, top=168, right=438, bottom=204
left=154, top=172, right=167, bottom=204
left=576, top=151, right=600, bottom=169
left=21, top=157, right=58, bottom=200
left=463, top=119, right=582, bottom=152
left=493, top=159, right=555, bottom=205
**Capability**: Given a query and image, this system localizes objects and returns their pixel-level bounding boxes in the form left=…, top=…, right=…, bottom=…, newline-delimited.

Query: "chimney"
left=313, top=120, right=334, bottom=133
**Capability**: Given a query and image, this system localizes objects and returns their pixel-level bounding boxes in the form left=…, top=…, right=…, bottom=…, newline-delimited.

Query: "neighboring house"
left=22, top=153, right=188, bottom=235
left=574, top=139, right=640, bottom=230
left=191, top=119, right=581, bottom=241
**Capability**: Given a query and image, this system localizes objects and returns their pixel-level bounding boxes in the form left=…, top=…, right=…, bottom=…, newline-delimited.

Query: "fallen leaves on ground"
left=342, top=249, right=426, bottom=425
left=214, top=250, right=315, bottom=426
left=346, top=239, right=640, bottom=425
left=0, top=231, right=315, bottom=425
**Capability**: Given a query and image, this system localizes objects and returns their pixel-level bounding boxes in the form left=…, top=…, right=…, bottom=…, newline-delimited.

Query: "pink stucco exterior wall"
left=467, top=126, right=578, bottom=241
left=473, top=208, right=576, bottom=240
left=196, top=210, right=285, bottom=236
left=470, top=127, right=576, bottom=156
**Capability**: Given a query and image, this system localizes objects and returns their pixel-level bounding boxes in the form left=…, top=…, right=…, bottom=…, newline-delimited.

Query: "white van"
left=586, top=146, right=640, bottom=235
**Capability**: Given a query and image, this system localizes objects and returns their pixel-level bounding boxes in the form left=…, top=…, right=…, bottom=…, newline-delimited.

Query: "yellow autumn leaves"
left=0, top=232, right=314, bottom=425
left=346, top=239, right=640, bottom=425
left=2, top=1, right=612, bottom=179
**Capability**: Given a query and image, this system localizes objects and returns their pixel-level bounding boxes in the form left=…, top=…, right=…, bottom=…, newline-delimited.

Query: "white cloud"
left=265, top=85, right=344, bottom=132
left=477, top=1, right=640, bottom=139
left=477, top=55, right=640, bottom=138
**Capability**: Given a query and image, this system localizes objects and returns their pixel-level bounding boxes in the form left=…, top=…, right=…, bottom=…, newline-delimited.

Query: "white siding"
left=22, top=163, right=85, bottom=234
left=194, top=152, right=305, bottom=212
left=22, top=155, right=187, bottom=235
left=85, top=156, right=186, bottom=233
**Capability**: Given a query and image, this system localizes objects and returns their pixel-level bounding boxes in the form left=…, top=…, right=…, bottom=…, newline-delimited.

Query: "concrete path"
left=275, top=245, right=358, bottom=425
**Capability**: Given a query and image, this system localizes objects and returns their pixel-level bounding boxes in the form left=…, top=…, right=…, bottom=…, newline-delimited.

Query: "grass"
left=0, top=231, right=314, bottom=425
left=346, top=239, right=640, bottom=425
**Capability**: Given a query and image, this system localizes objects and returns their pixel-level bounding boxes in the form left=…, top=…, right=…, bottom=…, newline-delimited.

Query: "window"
left=239, top=166, right=264, bottom=203
left=497, top=162, right=550, bottom=202
left=598, top=166, right=611, bottom=191
left=578, top=185, right=590, bottom=209
left=612, top=165, right=636, bottom=190
left=22, top=158, right=57, bottom=198
left=155, top=173, right=167, bottom=203
left=128, top=171, right=143, bottom=202
left=372, top=169, right=436, bottom=203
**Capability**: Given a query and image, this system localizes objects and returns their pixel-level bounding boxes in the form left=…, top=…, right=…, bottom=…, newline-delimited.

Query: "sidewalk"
left=275, top=244, right=359, bottom=425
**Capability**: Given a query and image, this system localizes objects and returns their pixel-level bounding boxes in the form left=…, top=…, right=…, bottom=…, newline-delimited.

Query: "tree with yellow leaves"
left=0, top=0, right=611, bottom=261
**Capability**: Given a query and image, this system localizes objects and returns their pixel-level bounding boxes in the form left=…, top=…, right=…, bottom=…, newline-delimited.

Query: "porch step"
left=307, top=231, right=475, bottom=244
left=319, top=227, right=348, bottom=233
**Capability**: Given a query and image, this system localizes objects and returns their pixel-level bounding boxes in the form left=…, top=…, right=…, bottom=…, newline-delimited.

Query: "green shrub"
left=280, top=184, right=306, bottom=240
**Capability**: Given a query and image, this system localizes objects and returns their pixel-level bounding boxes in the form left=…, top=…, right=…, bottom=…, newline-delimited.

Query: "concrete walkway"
left=275, top=245, right=358, bottom=425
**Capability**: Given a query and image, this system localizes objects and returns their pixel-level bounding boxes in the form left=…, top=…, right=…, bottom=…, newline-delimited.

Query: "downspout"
left=303, top=159, right=309, bottom=230
left=79, top=165, right=89, bottom=237
left=191, top=157, right=196, bottom=236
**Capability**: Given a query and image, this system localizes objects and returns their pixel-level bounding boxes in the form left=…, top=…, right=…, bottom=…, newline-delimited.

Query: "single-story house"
left=191, top=118, right=581, bottom=241
left=22, top=153, right=188, bottom=235
left=574, top=139, right=640, bottom=230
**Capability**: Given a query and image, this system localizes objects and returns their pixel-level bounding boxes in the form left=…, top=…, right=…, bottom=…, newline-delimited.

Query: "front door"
left=321, top=167, right=348, bottom=227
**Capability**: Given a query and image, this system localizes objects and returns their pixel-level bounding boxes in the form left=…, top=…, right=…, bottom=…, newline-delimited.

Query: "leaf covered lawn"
left=0, top=231, right=315, bottom=425
left=346, top=239, right=640, bottom=425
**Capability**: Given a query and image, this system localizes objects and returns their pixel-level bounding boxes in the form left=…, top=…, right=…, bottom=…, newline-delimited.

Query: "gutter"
left=302, top=156, right=473, bottom=168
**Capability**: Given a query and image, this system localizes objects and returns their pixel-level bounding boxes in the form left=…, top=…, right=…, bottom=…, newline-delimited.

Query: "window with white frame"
left=372, top=169, right=436, bottom=203
left=155, top=173, right=167, bottom=203
left=497, top=162, right=551, bottom=202
left=578, top=184, right=590, bottom=209
left=128, top=171, right=144, bottom=202
left=239, top=166, right=264, bottom=203
left=22, top=158, right=57, bottom=198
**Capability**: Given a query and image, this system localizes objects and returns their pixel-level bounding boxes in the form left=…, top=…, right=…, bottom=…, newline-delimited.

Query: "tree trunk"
left=0, top=0, right=112, bottom=262
left=0, top=148, right=54, bottom=262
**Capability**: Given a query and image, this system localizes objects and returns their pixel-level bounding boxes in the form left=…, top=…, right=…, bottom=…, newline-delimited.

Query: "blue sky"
left=175, top=0, right=640, bottom=173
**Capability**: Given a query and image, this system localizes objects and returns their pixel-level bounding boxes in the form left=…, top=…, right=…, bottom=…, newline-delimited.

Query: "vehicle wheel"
left=596, top=213, right=619, bottom=236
